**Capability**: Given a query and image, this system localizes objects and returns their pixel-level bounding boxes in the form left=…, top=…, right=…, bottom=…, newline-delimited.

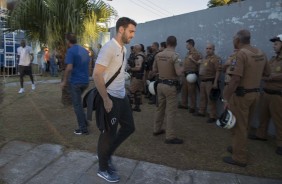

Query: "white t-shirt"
left=96, top=38, right=127, bottom=98
left=17, top=46, right=33, bottom=66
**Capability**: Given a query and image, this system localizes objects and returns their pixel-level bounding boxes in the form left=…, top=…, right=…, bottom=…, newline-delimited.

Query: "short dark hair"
left=166, top=36, right=177, bottom=47
left=160, top=41, right=167, bottom=48
left=140, top=44, right=145, bottom=52
left=152, top=42, right=159, bottom=48
left=116, top=17, right=137, bottom=32
left=65, top=33, right=77, bottom=44
left=186, top=39, right=195, bottom=46
left=236, top=29, right=251, bottom=44
left=147, top=46, right=153, bottom=54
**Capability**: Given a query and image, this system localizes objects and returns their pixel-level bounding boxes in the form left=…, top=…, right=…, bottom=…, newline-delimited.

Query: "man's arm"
left=189, top=52, right=201, bottom=65
left=222, top=75, right=240, bottom=108
left=93, top=64, right=112, bottom=113
left=130, top=56, right=143, bottom=71
left=61, top=64, right=73, bottom=87
left=270, top=73, right=282, bottom=81
left=213, top=58, right=222, bottom=88
left=263, top=73, right=282, bottom=81
left=223, top=57, right=232, bottom=71
left=262, top=60, right=282, bottom=81
left=30, top=53, right=34, bottom=64
left=17, top=48, right=20, bottom=62
left=152, top=55, right=160, bottom=77
left=174, top=62, right=183, bottom=76
left=213, top=70, right=220, bottom=89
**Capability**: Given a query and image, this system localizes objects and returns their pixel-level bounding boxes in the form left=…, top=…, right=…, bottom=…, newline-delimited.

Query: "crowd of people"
left=7, top=16, right=281, bottom=183
left=125, top=29, right=282, bottom=167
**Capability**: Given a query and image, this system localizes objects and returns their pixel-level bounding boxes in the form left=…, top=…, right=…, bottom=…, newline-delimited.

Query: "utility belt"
left=201, top=78, right=215, bottom=82
left=235, top=87, right=260, bottom=97
left=184, top=71, right=198, bottom=77
left=158, top=79, right=179, bottom=86
left=132, top=72, right=144, bottom=80
left=158, top=79, right=181, bottom=93
left=263, top=88, right=282, bottom=96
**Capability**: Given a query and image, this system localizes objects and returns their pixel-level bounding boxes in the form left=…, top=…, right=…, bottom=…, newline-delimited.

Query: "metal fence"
left=0, top=53, right=44, bottom=80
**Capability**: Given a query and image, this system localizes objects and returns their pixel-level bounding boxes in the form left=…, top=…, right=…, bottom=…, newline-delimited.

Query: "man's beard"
left=121, top=33, right=130, bottom=44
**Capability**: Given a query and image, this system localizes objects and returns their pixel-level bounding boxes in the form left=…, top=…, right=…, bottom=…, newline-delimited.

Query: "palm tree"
left=7, top=0, right=117, bottom=105
left=8, top=0, right=116, bottom=48
left=207, top=0, right=243, bottom=8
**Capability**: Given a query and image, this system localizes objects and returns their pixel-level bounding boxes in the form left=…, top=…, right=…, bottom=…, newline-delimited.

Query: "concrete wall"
left=110, top=0, right=282, bottom=135
left=120, top=0, right=281, bottom=60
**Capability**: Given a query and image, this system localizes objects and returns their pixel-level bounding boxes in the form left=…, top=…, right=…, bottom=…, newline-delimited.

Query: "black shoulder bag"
left=83, top=53, right=124, bottom=120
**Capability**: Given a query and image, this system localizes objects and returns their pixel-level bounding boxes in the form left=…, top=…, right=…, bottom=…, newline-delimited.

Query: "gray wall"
left=110, top=0, right=282, bottom=135
left=111, top=0, right=282, bottom=61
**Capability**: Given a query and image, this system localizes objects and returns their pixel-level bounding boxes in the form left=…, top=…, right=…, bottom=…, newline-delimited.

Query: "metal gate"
left=0, top=32, right=43, bottom=81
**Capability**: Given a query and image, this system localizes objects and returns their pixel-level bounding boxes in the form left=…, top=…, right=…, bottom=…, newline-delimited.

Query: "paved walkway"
left=0, top=141, right=281, bottom=184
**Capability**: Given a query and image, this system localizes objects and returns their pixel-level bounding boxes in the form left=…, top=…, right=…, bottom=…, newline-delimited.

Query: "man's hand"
left=60, top=81, right=67, bottom=89
left=262, top=74, right=273, bottom=81
left=103, top=97, right=113, bottom=113
left=212, top=82, right=218, bottom=89
left=222, top=100, right=229, bottom=109
left=188, top=55, right=194, bottom=60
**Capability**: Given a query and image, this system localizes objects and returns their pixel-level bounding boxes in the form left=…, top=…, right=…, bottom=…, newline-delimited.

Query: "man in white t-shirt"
left=17, top=40, right=35, bottom=93
left=93, top=17, right=137, bottom=183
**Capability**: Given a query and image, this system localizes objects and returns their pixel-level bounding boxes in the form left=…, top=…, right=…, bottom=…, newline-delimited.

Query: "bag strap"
left=105, top=52, right=124, bottom=88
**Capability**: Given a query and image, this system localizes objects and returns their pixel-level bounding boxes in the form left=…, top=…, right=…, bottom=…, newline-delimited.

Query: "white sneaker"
left=32, top=84, right=36, bottom=90
left=18, top=88, right=25, bottom=94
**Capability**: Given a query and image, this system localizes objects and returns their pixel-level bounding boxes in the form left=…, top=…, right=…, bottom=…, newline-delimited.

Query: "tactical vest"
left=132, top=54, right=145, bottom=79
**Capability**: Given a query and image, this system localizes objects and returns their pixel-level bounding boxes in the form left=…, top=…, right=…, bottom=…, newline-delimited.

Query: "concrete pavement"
left=0, top=141, right=281, bottom=184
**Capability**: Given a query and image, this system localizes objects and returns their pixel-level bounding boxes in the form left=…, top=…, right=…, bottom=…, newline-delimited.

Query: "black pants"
left=98, top=95, right=135, bottom=171
left=19, top=65, right=34, bottom=88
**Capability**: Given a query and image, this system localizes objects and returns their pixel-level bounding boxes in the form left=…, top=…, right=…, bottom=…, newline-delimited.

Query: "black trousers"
left=19, top=65, right=34, bottom=88
left=98, top=94, right=135, bottom=171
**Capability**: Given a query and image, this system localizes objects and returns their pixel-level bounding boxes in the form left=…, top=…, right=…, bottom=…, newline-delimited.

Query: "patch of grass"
left=1, top=82, right=282, bottom=179
left=1, top=73, right=62, bottom=84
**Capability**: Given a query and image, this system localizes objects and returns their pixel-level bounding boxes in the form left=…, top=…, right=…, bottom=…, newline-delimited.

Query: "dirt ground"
left=0, top=79, right=282, bottom=179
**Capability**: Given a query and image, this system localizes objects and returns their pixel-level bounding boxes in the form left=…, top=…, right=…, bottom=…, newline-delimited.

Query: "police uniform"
left=153, top=48, right=182, bottom=142
left=129, top=52, right=145, bottom=111
left=198, top=54, right=221, bottom=120
left=255, top=51, right=282, bottom=153
left=181, top=47, right=201, bottom=111
left=223, top=51, right=238, bottom=86
left=227, top=45, right=270, bottom=164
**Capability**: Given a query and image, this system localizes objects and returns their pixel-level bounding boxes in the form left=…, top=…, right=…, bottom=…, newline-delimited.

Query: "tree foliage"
left=7, top=0, right=117, bottom=50
left=207, top=0, right=244, bottom=8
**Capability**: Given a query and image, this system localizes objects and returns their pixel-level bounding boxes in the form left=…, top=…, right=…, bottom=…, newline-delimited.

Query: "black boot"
left=133, top=93, right=141, bottom=112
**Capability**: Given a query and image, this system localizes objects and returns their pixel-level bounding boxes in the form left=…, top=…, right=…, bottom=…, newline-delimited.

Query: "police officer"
left=179, top=39, right=202, bottom=112
left=153, top=36, right=183, bottom=144
left=147, top=42, right=160, bottom=104
left=223, top=49, right=239, bottom=86
left=195, top=43, right=221, bottom=123
left=128, top=44, right=145, bottom=112
left=249, top=34, right=282, bottom=156
left=222, top=29, right=270, bottom=167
